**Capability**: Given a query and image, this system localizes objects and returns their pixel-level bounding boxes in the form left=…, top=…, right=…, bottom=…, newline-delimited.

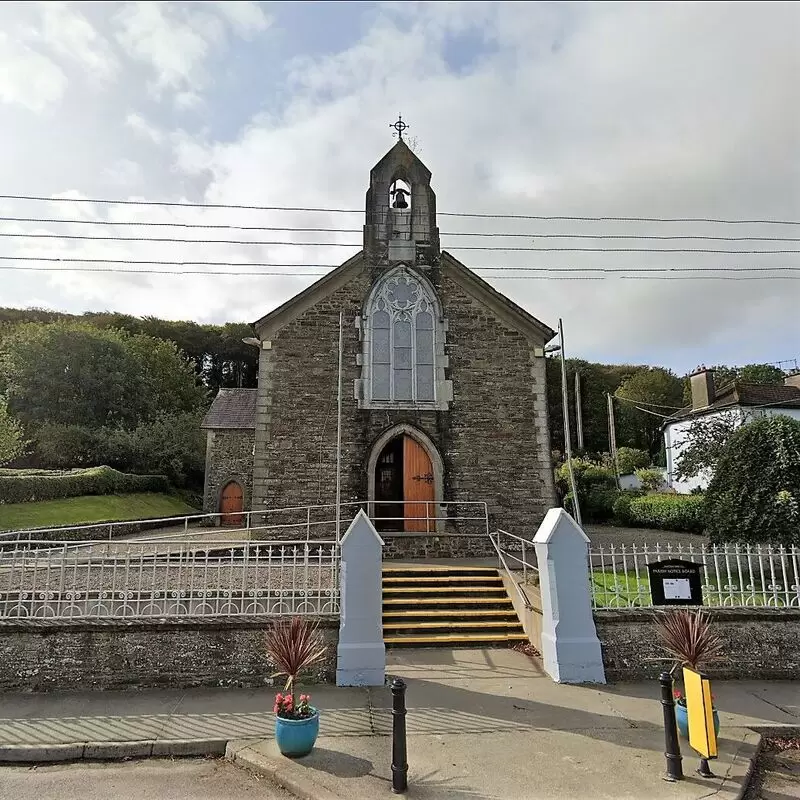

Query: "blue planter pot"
left=675, top=703, right=720, bottom=739
left=275, top=709, right=320, bottom=758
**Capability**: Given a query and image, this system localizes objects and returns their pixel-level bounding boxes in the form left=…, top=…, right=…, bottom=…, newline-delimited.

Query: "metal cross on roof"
left=390, top=114, right=409, bottom=141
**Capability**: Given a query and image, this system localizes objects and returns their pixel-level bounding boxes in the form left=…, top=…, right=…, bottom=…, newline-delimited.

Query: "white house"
left=664, top=368, right=800, bottom=494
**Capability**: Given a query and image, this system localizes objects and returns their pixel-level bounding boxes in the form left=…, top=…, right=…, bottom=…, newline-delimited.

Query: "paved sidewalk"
left=1, top=649, right=798, bottom=799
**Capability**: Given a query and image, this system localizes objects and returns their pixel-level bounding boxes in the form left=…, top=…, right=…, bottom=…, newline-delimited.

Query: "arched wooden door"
left=220, top=481, right=244, bottom=526
left=403, top=436, right=435, bottom=532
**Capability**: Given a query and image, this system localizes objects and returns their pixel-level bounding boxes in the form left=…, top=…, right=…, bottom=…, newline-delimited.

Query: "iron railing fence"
left=1, top=500, right=490, bottom=547
left=0, top=538, right=339, bottom=621
left=489, top=529, right=538, bottom=610
left=590, top=542, right=800, bottom=609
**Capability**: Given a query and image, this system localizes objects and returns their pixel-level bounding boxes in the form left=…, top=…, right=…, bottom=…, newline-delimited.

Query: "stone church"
left=202, top=135, right=556, bottom=551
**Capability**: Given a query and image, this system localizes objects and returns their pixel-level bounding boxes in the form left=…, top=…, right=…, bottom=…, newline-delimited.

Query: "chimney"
left=689, top=366, right=715, bottom=410
left=785, top=372, right=800, bottom=389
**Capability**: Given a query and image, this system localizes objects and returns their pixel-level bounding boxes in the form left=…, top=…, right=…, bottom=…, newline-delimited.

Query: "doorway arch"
left=219, top=480, right=244, bottom=526
left=367, top=424, right=444, bottom=532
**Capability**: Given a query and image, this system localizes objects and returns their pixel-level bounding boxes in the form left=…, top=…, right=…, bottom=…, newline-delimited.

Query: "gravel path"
left=584, top=523, right=708, bottom=549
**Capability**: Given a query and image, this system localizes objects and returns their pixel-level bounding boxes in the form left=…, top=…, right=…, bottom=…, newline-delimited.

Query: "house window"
left=360, top=266, right=450, bottom=409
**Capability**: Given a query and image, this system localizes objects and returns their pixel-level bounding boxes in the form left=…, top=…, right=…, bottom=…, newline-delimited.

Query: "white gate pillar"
left=533, top=508, right=606, bottom=684
left=336, top=510, right=386, bottom=686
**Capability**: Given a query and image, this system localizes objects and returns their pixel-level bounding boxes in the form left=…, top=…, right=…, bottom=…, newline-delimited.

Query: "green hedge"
left=626, top=493, right=706, bottom=533
left=612, top=489, right=646, bottom=524
left=0, top=466, right=169, bottom=504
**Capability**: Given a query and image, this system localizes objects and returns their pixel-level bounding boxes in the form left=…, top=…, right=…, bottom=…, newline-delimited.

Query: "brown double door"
left=220, top=481, right=244, bottom=526
left=374, top=435, right=435, bottom=532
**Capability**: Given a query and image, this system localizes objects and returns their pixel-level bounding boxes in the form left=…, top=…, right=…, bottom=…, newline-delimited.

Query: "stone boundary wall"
left=382, top=533, right=496, bottom=559
left=0, top=617, right=338, bottom=692
left=595, top=608, right=800, bottom=681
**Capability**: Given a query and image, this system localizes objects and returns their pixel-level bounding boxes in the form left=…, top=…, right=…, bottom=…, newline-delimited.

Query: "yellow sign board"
left=683, top=667, right=717, bottom=760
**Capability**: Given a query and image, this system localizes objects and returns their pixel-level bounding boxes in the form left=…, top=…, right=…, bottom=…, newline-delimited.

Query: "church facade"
left=202, top=138, right=556, bottom=552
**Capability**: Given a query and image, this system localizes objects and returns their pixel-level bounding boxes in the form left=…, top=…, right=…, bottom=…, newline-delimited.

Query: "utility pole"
left=607, top=392, right=620, bottom=488
left=335, top=312, right=344, bottom=541
left=575, top=371, right=584, bottom=451
left=557, top=319, right=582, bottom=526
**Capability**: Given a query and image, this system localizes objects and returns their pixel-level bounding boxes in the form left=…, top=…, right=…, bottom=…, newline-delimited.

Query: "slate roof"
left=670, top=381, right=800, bottom=422
left=201, top=388, right=257, bottom=429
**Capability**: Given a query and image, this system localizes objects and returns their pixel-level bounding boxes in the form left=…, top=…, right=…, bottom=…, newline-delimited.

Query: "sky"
left=0, top=1, right=798, bottom=375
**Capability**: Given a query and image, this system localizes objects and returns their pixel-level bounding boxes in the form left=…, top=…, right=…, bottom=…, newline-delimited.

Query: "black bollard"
left=697, top=757, right=715, bottom=778
left=659, top=672, right=683, bottom=782
left=391, top=678, right=408, bottom=794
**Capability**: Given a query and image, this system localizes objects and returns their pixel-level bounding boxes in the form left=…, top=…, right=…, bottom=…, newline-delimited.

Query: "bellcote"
left=363, top=140, right=440, bottom=269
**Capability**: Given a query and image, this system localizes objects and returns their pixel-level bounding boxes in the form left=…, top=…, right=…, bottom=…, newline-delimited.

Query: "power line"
left=1, top=194, right=798, bottom=225
left=2, top=232, right=799, bottom=254
left=2, top=264, right=800, bottom=280
left=613, top=395, right=685, bottom=410
left=3, top=216, right=800, bottom=242
left=2, top=255, right=800, bottom=273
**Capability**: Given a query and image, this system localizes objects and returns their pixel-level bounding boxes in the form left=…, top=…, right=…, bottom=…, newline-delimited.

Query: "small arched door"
left=374, top=435, right=435, bottom=532
left=220, top=481, right=244, bottom=526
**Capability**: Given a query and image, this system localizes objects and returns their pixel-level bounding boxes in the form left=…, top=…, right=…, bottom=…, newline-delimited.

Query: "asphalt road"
left=0, top=757, right=292, bottom=800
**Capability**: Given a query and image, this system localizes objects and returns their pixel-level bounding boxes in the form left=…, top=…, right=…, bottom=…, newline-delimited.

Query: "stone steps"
left=382, top=565, right=526, bottom=648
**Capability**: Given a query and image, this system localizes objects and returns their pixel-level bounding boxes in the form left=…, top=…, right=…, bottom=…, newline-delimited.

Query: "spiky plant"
left=655, top=608, right=724, bottom=673
left=265, top=617, right=328, bottom=709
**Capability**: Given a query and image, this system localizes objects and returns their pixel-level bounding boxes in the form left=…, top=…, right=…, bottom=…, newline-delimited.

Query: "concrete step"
left=382, top=575, right=503, bottom=585
left=383, top=608, right=519, bottom=619
left=382, top=596, right=515, bottom=607
left=384, top=631, right=528, bottom=647
left=383, top=619, right=523, bottom=631
left=383, top=585, right=507, bottom=597
left=382, top=567, right=499, bottom=579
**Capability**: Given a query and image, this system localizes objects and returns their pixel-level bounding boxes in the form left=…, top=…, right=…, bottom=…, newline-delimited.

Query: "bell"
left=392, top=189, right=409, bottom=209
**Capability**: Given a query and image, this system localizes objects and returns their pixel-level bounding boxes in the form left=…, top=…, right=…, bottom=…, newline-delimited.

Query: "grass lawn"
left=0, top=493, right=198, bottom=531
left=591, top=569, right=785, bottom=608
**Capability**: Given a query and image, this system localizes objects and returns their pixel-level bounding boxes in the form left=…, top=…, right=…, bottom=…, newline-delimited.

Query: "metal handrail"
left=1, top=499, right=491, bottom=550
left=489, top=529, right=537, bottom=610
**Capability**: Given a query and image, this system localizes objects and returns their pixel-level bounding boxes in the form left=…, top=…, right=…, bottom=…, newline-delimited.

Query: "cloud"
left=36, top=1, right=118, bottom=80
left=209, top=1, right=271, bottom=37
left=125, top=111, right=164, bottom=144
left=113, top=2, right=220, bottom=95
left=0, top=31, right=67, bottom=112
left=112, top=1, right=270, bottom=102
left=0, top=1, right=797, bottom=374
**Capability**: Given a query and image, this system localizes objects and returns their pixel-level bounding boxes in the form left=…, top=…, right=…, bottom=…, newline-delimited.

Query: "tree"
left=1, top=321, right=206, bottom=429
left=0, top=308, right=259, bottom=395
left=0, top=395, right=27, bottom=465
left=682, top=363, right=785, bottom=405
left=738, top=363, right=785, bottom=384
left=673, top=410, right=743, bottom=481
left=615, top=367, right=684, bottom=455
left=547, top=357, right=640, bottom=457
left=705, top=415, right=800, bottom=546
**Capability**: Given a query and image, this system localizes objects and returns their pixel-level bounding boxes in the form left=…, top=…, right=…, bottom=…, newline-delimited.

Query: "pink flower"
left=273, top=704, right=280, bottom=714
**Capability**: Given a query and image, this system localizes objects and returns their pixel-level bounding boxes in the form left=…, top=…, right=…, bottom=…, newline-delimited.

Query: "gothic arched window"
left=358, top=266, right=451, bottom=410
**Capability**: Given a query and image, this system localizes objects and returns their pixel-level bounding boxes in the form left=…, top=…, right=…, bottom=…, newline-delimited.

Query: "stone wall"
left=250, top=259, right=554, bottom=545
left=595, top=608, right=800, bottom=681
left=382, top=533, right=496, bottom=559
left=0, top=618, right=338, bottom=692
left=203, top=429, right=255, bottom=516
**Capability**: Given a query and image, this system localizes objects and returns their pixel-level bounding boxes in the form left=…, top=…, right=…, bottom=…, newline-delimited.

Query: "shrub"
left=705, top=415, right=800, bottom=546
left=0, top=466, right=169, bottom=504
left=634, top=468, right=665, bottom=491
left=615, top=447, right=650, bottom=475
left=557, top=459, right=618, bottom=522
left=34, top=423, right=108, bottom=469
left=612, top=489, right=646, bottom=524
left=626, top=493, right=706, bottom=533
